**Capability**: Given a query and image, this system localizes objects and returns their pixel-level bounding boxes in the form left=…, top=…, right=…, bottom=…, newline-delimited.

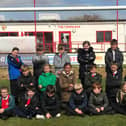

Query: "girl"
left=115, top=82, right=126, bottom=114
left=77, top=41, right=96, bottom=87
left=59, top=63, right=76, bottom=111
left=38, top=64, right=56, bottom=92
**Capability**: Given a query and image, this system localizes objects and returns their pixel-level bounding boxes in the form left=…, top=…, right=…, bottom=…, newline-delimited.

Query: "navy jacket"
left=69, top=90, right=87, bottom=110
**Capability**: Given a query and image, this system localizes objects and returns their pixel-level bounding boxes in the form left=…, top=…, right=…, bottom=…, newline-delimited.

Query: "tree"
left=68, top=14, right=103, bottom=21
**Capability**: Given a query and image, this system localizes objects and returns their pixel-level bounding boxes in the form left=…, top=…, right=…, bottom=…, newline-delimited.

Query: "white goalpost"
left=0, top=4, right=126, bottom=65
left=0, top=6, right=125, bottom=12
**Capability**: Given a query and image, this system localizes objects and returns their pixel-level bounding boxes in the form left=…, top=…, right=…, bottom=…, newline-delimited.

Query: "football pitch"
left=0, top=67, right=126, bottom=126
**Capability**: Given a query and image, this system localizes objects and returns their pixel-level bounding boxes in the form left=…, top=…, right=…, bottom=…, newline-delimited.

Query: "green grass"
left=0, top=114, right=126, bottom=126
left=0, top=80, right=126, bottom=126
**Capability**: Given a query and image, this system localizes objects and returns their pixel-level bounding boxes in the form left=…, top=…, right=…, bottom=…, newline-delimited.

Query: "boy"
left=85, top=64, right=102, bottom=97
left=7, top=47, right=23, bottom=104
left=53, top=44, right=70, bottom=77
left=32, top=47, right=49, bottom=88
left=69, top=83, right=88, bottom=116
left=105, top=39, right=123, bottom=78
left=41, top=85, right=61, bottom=119
left=18, top=65, right=35, bottom=96
left=106, top=63, right=122, bottom=105
left=89, top=82, right=112, bottom=115
left=0, top=87, right=15, bottom=120
left=15, top=87, right=40, bottom=119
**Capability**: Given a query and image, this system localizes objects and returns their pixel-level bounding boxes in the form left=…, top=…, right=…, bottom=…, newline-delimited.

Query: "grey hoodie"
left=53, top=52, right=70, bottom=76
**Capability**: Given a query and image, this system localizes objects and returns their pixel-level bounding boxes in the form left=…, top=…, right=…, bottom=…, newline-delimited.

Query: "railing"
left=40, top=41, right=126, bottom=53
left=37, top=42, right=56, bottom=53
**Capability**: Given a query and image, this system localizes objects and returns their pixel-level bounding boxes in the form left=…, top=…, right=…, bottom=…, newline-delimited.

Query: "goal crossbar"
left=0, top=6, right=126, bottom=12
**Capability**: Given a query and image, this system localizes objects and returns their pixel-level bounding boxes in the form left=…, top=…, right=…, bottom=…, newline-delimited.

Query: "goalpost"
left=0, top=6, right=126, bottom=11
left=0, top=4, right=126, bottom=52
left=0, top=4, right=126, bottom=65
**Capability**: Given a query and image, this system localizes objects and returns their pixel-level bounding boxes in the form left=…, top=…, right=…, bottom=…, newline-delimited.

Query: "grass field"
left=0, top=67, right=126, bottom=126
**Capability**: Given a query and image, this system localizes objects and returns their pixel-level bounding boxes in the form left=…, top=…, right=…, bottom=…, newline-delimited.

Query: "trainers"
left=1, top=116, right=8, bottom=120
left=26, top=115, right=32, bottom=119
left=36, top=114, right=45, bottom=119
left=56, top=113, right=61, bottom=118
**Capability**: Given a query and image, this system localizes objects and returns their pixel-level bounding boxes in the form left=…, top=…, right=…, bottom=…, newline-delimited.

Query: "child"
left=77, top=41, right=96, bottom=86
left=41, top=85, right=61, bottom=119
left=15, top=87, right=41, bottom=119
left=38, top=64, right=56, bottom=92
left=114, top=82, right=126, bottom=114
left=85, top=64, right=102, bottom=97
left=59, top=63, right=76, bottom=110
left=32, top=47, right=49, bottom=87
left=69, top=83, right=88, bottom=116
left=89, top=82, right=112, bottom=115
left=18, top=65, right=35, bottom=96
left=53, top=44, right=70, bottom=77
left=116, top=82, right=126, bottom=105
left=105, top=39, right=123, bottom=77
left=0, top=87, right=15, bottom=120
left=124, top=75, right=126, bottom=82
left=106, top=63, right=122, bottom=105
left=7, top=47, right=23, bottom=104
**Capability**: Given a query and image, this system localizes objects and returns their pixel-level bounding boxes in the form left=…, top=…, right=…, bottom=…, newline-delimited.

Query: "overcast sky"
left=0, top=0, right=126, bottom=20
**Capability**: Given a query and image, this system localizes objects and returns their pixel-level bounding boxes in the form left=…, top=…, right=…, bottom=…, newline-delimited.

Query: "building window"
left=96, top=31, right=112, bottom=42
left=25, top=32, right=34, bottom=36
left=0, top=32, right=18, bottom=37
left=36, top=32, right=43, bottom=44
left=44, top=32, right=52, bottom=44
left=0, top=32, right=8, bottom=37
left=59, top=31, right=71, bottom=52
left=44, top=32, right=53, bottom=52
left=24, top=31, right=53, bottom=52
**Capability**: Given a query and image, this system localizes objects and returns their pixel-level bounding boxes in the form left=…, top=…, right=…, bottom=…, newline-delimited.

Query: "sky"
left=0, top=0, right=126, bottom=20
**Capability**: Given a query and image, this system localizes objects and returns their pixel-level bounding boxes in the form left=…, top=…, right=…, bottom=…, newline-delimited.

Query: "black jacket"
left=85, top=72, right=102, bottom=89
left=18, top=93, right=40, bottom=110
left=124, top=76, right=126, bottom=82
left=77, top=47, right=96, bottom=79
left=69, top=90, right=87, bottom=110
left=18, top=72, right=35, bottom=94
left=41, top=92, right=60, bottom=113
left=105, top=48, right=123, bottom=73
left=32, top=54, right=49, bottom=78
left=106, top=71, right=122, bottom=88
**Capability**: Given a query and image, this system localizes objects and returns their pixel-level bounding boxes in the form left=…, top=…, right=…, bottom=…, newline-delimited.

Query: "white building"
left=0, top=20, right=125, bottom=53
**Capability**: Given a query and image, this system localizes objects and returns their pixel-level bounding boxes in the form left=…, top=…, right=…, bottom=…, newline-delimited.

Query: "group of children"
left=2, top=41, right=126, bottom=120
left=1, top=62, right=126, bottom=120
